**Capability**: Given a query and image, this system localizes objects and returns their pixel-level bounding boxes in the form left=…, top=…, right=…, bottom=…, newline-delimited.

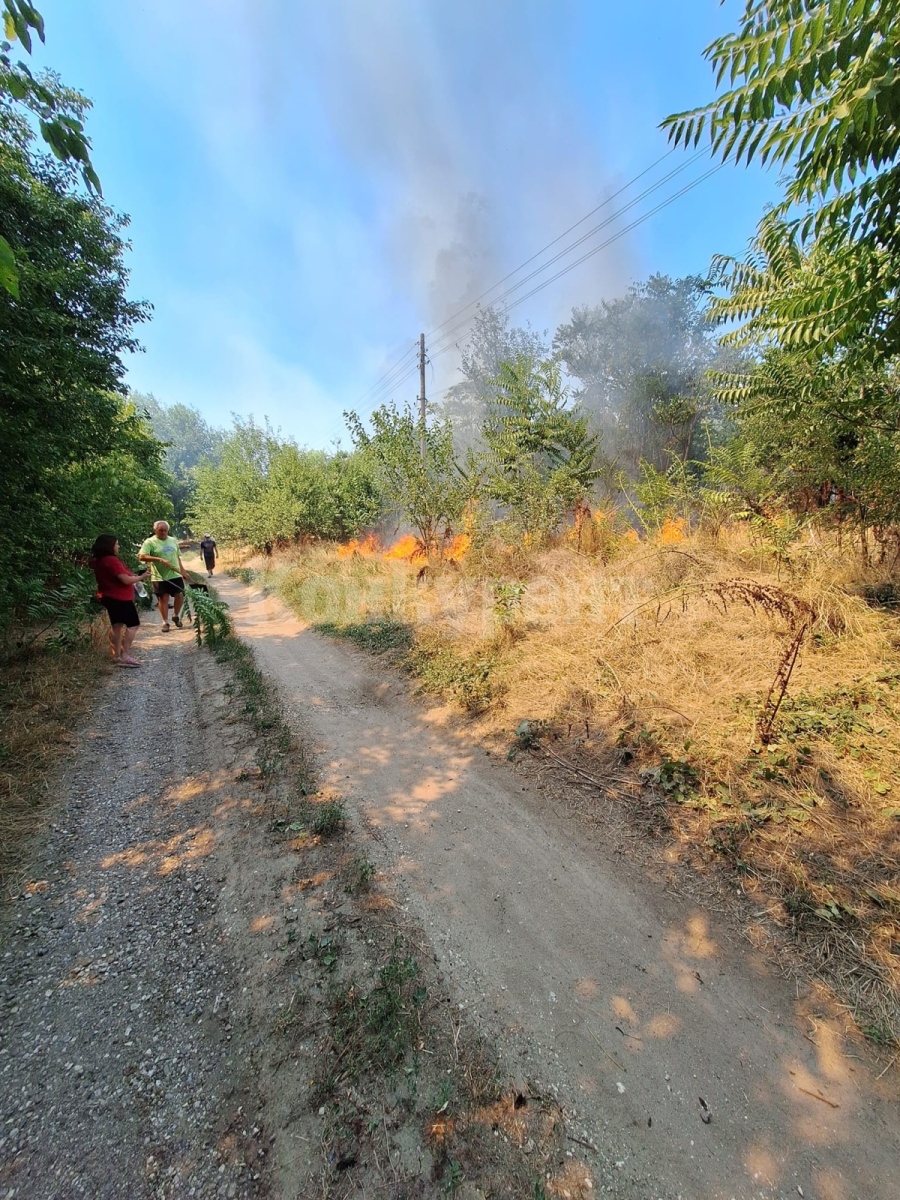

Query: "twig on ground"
left=797, top=1085, right=839, bottom=1108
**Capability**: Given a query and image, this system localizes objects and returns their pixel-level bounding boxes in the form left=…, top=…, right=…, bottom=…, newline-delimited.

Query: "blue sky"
left=30, top=1, right=780, bottom=449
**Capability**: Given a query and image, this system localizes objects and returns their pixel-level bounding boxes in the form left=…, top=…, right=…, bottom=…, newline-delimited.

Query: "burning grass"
left=233, top=525, right=900, bottom=1045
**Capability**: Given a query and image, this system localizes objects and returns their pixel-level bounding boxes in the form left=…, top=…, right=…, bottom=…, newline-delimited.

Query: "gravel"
left=0, top=632, right=269, bottom=1200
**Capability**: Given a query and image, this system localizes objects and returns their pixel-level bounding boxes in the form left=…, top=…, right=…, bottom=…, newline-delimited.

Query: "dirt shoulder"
left=217, top=572, right=900, bottom=1200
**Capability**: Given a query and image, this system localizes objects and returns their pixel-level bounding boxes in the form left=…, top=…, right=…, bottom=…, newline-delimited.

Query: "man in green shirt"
left=138, top=520, right=188, bottom=632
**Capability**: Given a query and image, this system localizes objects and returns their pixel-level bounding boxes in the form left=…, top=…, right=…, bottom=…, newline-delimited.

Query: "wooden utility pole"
left=418, top=332, right=427, bottom=462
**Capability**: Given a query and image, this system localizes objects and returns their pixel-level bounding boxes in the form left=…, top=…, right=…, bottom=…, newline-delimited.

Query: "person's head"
left=153, top=520, right=170, bottom=538
left=204, top=533, right=211, bottom=540
left=91, top=533, right=119, bottom=560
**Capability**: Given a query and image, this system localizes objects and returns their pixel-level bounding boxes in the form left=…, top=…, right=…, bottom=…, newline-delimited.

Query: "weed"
left=408, top=638, right=499, bottom=714
left=316, top=618, right=413, bottom=656
left=329, top=944, right=425, bottom=1076
left=304, top=932, right=342, bottom=972
left=642, top=757, right=700, bottom=804
left=444, top=1159, right=463, bottom=1195
left=346, top=853, right=376, bottom=893
left=288, top=796, right=346, bottom=839
left=492, top=580, right=527, bottom=627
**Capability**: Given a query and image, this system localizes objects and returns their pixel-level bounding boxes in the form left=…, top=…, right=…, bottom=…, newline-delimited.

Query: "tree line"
left=4, top=0, right=899, bottom=640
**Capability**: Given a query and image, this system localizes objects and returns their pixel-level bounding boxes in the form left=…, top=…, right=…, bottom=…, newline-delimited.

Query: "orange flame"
left=446, top=533, right=471, bottom=560
left=658, top=516, right=686, bottom=545
left=335, top=531, right=470, bottom=562
left=336, top=533, right=382, bottom=558
left=384, top=534, right=426, bottom=561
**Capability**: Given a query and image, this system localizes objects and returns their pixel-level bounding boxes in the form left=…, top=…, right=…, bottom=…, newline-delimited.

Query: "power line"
left=423, top=147, right=681, bottom=344
left=425, top=161, right=726, bottom=376
left=354, top=154, right=724, bottom=418
left=351, top=150, right=685, bottom=417
left=423, top=149, right=708, bottom=364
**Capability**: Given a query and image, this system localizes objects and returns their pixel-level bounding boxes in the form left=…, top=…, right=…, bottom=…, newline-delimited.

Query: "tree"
left=138, top=394, right=225, bottom=526
left=1, top=2, right=101, bottom=295
left=479, top=355, right=601, bottom=544
left=663, top=0, right=900, bottom=361
left=191, top=419, right=383, bottom=549
left=441, top=307, right=549, bottom=452
left=0, top=76, right=156, bottom=624
left=346, top=403, right=467, bottom=555
left=553, top=275, right=719, bottom=473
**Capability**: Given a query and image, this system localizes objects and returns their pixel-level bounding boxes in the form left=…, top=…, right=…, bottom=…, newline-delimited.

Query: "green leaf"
left=0, top=234, right=19, bottom=298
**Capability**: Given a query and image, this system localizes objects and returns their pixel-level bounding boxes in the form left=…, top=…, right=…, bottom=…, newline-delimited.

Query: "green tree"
left=553, top=275, right=720, bottom=473
left=346, top=403, right=466, bottom=555
left=663, top=0, right=900, bottom=361
left=1, top=2, right=101, bottom=295
left=138, top=394, right=225, bottom=526
left=480, top=355, right=601, bottom=544
left=441, top=307, right=549, bottom=452
left=0, top=77, right=156, bottom=625
left=191, top=419, right=383, bottom=549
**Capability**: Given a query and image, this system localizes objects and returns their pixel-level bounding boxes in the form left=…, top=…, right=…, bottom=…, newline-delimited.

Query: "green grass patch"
left=315, top=617, right=413, bottom=656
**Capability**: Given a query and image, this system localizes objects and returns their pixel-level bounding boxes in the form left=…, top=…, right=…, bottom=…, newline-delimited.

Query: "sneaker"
left=172, top=614, right=183, bottom=628
left=161, top=623, right=171, bottom=632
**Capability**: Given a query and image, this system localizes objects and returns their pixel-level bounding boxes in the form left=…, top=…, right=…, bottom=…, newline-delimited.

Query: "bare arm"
left=115, top=568, right=149, bottom=586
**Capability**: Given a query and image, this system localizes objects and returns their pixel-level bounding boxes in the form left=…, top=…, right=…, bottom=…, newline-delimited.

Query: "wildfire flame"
left=335, top=533, right=470, bottom=562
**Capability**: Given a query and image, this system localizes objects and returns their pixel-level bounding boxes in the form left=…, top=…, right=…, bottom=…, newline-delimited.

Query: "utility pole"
left=418, top=332, right=427, bottom=462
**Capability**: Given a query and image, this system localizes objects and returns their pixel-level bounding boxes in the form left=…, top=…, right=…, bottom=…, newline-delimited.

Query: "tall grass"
left=237, top=525, right=900, bottom=1045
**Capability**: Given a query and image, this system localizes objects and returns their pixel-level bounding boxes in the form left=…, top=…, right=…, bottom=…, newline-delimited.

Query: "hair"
left=90, top=533, right=118, bottom=560
left=153, top=520, right=169, bottom=531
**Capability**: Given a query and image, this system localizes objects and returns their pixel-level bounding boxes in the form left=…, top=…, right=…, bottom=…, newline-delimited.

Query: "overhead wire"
left=351, top=151, right=684, bottom=416
left=353, top=151, right=725, bottom=417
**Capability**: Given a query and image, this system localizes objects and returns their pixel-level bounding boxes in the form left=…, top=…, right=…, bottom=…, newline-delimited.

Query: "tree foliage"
left=479, top=355, right=601, bottom=543
left=664, top=0, right=900, bottom=360
left=441, top=307, right=549, bottom=452
left=0, top=2, right=100, bottom=296
left=0, top=74, right=164, bottom=627
left=191, top=419, right=383, bottom=549
left=138, top=394, right=225, bottom=525
left=346, top=404, right=466, bottom=553
left=553, top=274, right=721, bottom=472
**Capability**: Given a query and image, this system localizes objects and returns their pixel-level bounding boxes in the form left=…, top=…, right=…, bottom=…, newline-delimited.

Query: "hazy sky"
left=31, top=1, right=779, bottom=447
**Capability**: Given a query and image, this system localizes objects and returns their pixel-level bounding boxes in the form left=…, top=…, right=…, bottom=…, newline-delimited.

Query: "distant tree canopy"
left=0, top=72, right=170, bottom=628
left=441, top=307, right=549, bottom=452
left=138, top=395, right=225, bottom=525
left=191, top=419, right=384, bottom=549
left=553, top=274, right=721, bottom=473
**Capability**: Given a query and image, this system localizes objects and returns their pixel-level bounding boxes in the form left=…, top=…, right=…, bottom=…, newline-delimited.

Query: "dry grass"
left=237, top=525, right=900, bottom=1045
left=0, top=623, right=106, bottom=895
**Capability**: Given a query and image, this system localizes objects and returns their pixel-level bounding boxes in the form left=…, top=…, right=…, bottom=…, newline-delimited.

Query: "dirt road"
left=0, top=627, right=299, bottom=1199
left=217, top=573, right=900, bottom=1200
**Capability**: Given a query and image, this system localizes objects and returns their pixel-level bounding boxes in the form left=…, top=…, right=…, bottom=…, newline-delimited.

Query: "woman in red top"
left=89, top=533, right=151, bottom=668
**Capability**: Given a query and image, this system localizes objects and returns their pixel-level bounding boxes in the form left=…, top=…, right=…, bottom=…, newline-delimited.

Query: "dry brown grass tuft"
left=243, top=525, right=900, bottom=1044
left=0, top=624, right=106, bottom=894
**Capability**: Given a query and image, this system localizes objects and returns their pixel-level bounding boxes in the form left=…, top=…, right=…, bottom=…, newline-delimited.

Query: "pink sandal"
left=120, top=656, right=143, bottom=667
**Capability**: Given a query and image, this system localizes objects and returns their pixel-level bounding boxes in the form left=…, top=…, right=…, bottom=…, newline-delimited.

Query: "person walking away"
left=199, top=534, right=218, bottom=577
left=89, top=534, right=150, bottom=667
left=138, top=520, right=188, bottom=632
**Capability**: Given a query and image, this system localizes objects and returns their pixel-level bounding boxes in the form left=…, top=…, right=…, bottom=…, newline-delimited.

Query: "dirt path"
left=0, top=626, right=298, bottom=1200
left=218, top=573, right=900, bottom=1200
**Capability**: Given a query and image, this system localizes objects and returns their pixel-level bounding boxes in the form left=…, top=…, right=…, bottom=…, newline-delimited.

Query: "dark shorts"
left=203, top=555, right=215, bottom=569
left=100, top=598, right=140, bottom=628
left=153, top=578, right=185, bottom=598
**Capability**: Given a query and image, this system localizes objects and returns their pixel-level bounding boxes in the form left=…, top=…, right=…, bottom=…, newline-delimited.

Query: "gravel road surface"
left=0, top=628, right=272, bottom=1200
